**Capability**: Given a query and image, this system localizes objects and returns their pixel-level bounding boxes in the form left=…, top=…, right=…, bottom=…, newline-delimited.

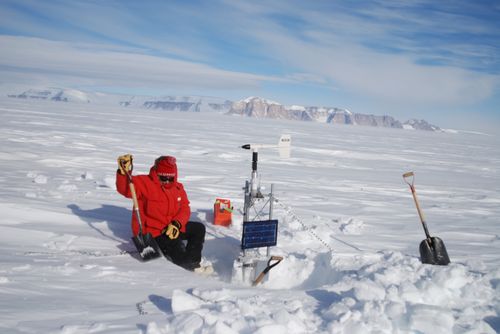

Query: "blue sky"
left=0, top=0, right=499, bottom=131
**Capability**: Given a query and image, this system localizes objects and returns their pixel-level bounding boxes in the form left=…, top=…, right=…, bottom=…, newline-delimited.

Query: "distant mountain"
left=7, top=88, right=92, bottom=103
left=228, top=97, right=438, bottom=131
left=5, top=88, right=441, bottom=131
left=403, top=119, right=441, bottom=131
left=6, top=87, right=232, bottom=113
left=119, top=95, right=233, bottom=112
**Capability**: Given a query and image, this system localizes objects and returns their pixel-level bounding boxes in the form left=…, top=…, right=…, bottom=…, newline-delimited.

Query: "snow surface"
left=242, top=96, right=281, bottom=105
left=0, top=96, right=499, bottom=333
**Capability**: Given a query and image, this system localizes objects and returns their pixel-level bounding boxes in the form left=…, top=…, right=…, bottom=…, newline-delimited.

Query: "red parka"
left=116, top=163, right=191, bottom=237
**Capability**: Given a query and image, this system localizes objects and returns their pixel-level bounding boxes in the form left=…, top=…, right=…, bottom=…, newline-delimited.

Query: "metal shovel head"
left=419, top=237, right=450, bottom=266
left=132, top=233, right=162, bottom=261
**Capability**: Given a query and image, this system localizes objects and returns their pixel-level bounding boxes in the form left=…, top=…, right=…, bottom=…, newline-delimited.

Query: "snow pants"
left=155, top=221, right=206, bottom=270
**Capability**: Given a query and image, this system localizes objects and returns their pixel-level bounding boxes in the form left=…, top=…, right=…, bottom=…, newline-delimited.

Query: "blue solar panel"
left=241, top=219, right=278, bottom=249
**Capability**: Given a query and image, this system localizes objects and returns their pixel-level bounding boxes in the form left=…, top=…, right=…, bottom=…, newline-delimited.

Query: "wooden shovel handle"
left=119, top=160, right=139, bottom=208
left=120, top=160, right=144, bottom=235
left=410, top=186, right=427, bottom=225
left=128, top=183, right=140, bottom=210
left=252, top=256, right=283, bottom=286
left=403, top=171, right=431, bottom=239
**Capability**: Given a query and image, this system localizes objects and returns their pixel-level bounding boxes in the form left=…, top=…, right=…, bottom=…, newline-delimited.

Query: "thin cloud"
left=249, top=27, right=497, bottom=106
left=0, top=1, right=207, bottom=61
left=0, top=36, right=283, bottom=91
left=215, top=0, right=499, bottom=106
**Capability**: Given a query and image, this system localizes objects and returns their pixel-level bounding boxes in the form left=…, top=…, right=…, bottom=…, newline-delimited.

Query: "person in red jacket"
left=116, top=154, right=206, bottom=271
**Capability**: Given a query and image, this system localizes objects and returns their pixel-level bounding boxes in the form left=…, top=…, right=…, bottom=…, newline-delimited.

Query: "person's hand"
left=117, top=154, right=133, bottom=175
left=163, top=220, right=181, bottom=240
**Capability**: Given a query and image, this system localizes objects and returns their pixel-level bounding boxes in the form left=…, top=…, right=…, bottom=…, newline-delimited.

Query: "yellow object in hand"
left=165, top=221, right=181, bottom=240
left=117, top=154, right=133, bottom=175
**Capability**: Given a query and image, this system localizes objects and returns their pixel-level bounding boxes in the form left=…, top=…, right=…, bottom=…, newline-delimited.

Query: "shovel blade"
left=419, top=237, right=450, bottom=265
left=132, top=233, right=162, bottom=261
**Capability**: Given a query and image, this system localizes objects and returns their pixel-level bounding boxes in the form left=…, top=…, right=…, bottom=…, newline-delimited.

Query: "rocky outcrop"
left=228, top=97, right=408, bottom=130
left=8, top=88, right=90, bottom=103
left=403, top=119, right=441, bottom=131
left=121, top=96, right=232, bottom=113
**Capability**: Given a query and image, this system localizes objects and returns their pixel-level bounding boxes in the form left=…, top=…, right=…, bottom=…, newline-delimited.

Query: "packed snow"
left=0, top=96, right=499, bottom=333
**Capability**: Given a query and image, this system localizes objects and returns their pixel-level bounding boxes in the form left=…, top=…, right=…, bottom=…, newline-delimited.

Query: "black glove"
left=163, top=220, right=181, bottom=240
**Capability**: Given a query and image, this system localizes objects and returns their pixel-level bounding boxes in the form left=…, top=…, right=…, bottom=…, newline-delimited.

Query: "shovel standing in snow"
left=252, top=256, right=283, bottom=286
left=120, top=159, right=161, bottom=261
left=403, top=172, right=450, bottom=265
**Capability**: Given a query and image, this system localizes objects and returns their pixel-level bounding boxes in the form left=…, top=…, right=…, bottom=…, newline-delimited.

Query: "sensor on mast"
left=241, top=134, right=291, bottom=199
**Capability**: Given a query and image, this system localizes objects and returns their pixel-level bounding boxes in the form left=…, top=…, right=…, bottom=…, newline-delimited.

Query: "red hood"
left=149, top=156, right=178, bottom=187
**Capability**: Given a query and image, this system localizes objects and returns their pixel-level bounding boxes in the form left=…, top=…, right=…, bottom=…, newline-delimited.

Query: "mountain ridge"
left=228, top=96, right=440, bottom=131
left=5, top=87, right=441, bottom=131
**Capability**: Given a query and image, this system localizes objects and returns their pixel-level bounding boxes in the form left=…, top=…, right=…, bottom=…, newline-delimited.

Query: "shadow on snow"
left=67, top=203, right=138, bottom=255
left=68, top=204, right=241, bottom=276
